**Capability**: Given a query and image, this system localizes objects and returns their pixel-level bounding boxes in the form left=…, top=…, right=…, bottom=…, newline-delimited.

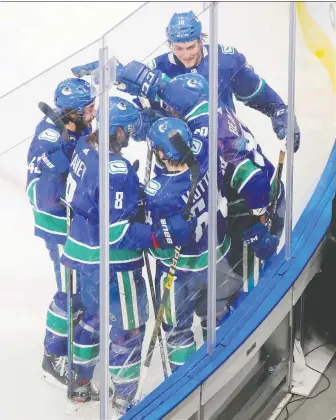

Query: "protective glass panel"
left=0, top=4, right=103, bottom=417
left=101, top=1, right=213, bottom=413
left=293, top=2, right=336, bottom=229
left=215, top=0, right=289, bottom=351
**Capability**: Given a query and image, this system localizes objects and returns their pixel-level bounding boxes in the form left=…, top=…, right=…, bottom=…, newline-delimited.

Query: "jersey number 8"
left=114, top=192, right=124, bottom=209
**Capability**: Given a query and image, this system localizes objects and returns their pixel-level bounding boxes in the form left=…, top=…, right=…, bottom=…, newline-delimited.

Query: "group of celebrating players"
left=26, top=10, right=300, bottom=416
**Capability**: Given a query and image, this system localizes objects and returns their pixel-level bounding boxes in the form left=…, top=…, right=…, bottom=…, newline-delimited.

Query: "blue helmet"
left=54, top=78, right=95, bottom=115
left=166, top=11, right=202, bottom=43
left=171, top=73, right=209, bottom=97
left=147, top=117, right=193, bottom=160
left=97, top=96, right=139, bottom=136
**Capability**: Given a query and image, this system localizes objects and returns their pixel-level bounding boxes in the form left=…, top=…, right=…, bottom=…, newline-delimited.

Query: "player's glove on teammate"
left=71, top=58, right=124, bottom=85
left=242, top=222, right=279, bottom=261
left=38, top=141, right=75, bottom=176
left=132, top=108, right=161, bottom=141
left=152, top=213, right=196, bottom=249
left=271, top=105, right=300, bottom=152
left=117, top=61, right=165, bottom=101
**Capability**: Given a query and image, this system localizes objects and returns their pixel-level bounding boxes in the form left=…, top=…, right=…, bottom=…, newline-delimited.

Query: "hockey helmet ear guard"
left=96, top=96, right=139, bottom=136
left=54, top=78, right=95, bottom=116
left=147, top=117, right=193, bottom=160
left=166, top=11, right=202, bottom=43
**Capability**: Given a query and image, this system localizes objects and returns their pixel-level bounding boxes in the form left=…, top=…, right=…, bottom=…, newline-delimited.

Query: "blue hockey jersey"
left=60, top=135, right=150, bottom=271
left=26, top=116, right=86, bottom=244
left=146, top=125, right=230, bottom=272
left=156, top=81, right=279, bottom=218
left=149, top=44, right=284, bottom=116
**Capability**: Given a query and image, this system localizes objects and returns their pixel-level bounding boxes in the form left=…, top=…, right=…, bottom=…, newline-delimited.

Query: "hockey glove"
left=242, top=222, right=279, bottom=261
left=152, top=213, right=196, bottom=249
left=132, top=108, right=161, bottom=142
left=117, top=60, right=164, bottom=101
left=71, top=58, right=124, bottom=85
left=37, top=141, right=75, bottom=176
left=71, top=60, right=99, bottom=78
left=271, top=105, right=301, bottom=152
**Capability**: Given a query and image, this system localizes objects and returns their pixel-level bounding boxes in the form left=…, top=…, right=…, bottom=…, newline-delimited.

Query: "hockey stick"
left=134, top=131, right=200, bottom=403
left=143, top=148, right=169, bottom=380
left=38, top=102, right=74, bottom=399
left=265, top=146, right=286, bottom=233
left=38, top=102, right=70, bottom=142
left=243, top=145, right=286, bottom=290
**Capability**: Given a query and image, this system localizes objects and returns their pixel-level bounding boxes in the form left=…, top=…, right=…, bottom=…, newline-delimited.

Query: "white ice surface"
left=0, top=2, right=335, bottom=419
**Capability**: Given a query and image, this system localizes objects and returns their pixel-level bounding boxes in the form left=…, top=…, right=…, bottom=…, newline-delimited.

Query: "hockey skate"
left=111, top=398, right=135, bottom=419
left=65, top=379, right=100, bottom=414
left=66, top=378, right=114, bottom=415
left=42, top=348, right=68, bottom=389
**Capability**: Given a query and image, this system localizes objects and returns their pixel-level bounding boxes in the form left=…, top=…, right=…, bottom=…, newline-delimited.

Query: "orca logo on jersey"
left=38, top=128, right=60, bottom=143
left=145, top=179, right=161, bottom=196
left=109, top=160, right=128, bottom=175
left=221, top=45, right=234, bottom=55
left=192, top=138, right=203, bottom=155
left=160, top=219, right=173, bottom=244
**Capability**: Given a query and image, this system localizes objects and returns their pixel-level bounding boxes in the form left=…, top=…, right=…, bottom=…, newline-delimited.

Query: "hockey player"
left=60, top=97, right=195, bottom=412
left=26, top=78, right=96, bottom=388
left=116, top=61, right=282, bottom=268
left=164, top=73, right=285, bottom=276
left=149, top=10, right=301, bottom=152
left=144, top=116, right=232, bottom=372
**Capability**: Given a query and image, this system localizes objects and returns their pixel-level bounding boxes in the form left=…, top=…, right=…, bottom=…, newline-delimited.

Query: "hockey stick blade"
left=38, top=102, right=70, bottom=141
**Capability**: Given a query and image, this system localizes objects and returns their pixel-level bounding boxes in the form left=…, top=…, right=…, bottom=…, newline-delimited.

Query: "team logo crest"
left=109, top=160, right=128, bottom=174
left=38, top=128, right=60, bottom=143
left=144, top=179, right=161, bottom=196
left=187, top=78, right=197, bottom=89
left=61, top=86, right=72, bottom=96
left=159, top=123, right=168, bottom=133
left=117, top=101, right=127, bottom=111
left=192, top=138, right=203, bottom=155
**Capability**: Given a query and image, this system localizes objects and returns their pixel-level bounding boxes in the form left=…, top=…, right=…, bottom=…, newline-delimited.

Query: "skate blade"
left=42, top=370, right=67, bottom=390
left=65, top=399, right=99, bottom=415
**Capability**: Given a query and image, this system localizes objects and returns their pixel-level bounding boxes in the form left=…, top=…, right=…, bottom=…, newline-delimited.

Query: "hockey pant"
left=73, top=266, right=149, bottom=403
left=155, top=259, right=241, bottom=373
left=44, top=241, right=82, bottom=356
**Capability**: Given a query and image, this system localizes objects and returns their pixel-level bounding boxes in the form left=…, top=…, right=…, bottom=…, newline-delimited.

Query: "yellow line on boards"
left=296, top=2, right=336, bottom=94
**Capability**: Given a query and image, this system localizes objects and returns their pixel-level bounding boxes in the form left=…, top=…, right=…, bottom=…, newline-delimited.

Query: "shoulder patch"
left=38, top=128, right=60, bottom=143
left=192, top=138, right=203, bottom=155
left=109, top=160, right=128, bottom=175
left=144, top=179, right=161, bottom=196
left=220, top=45, right=234, bottom=55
